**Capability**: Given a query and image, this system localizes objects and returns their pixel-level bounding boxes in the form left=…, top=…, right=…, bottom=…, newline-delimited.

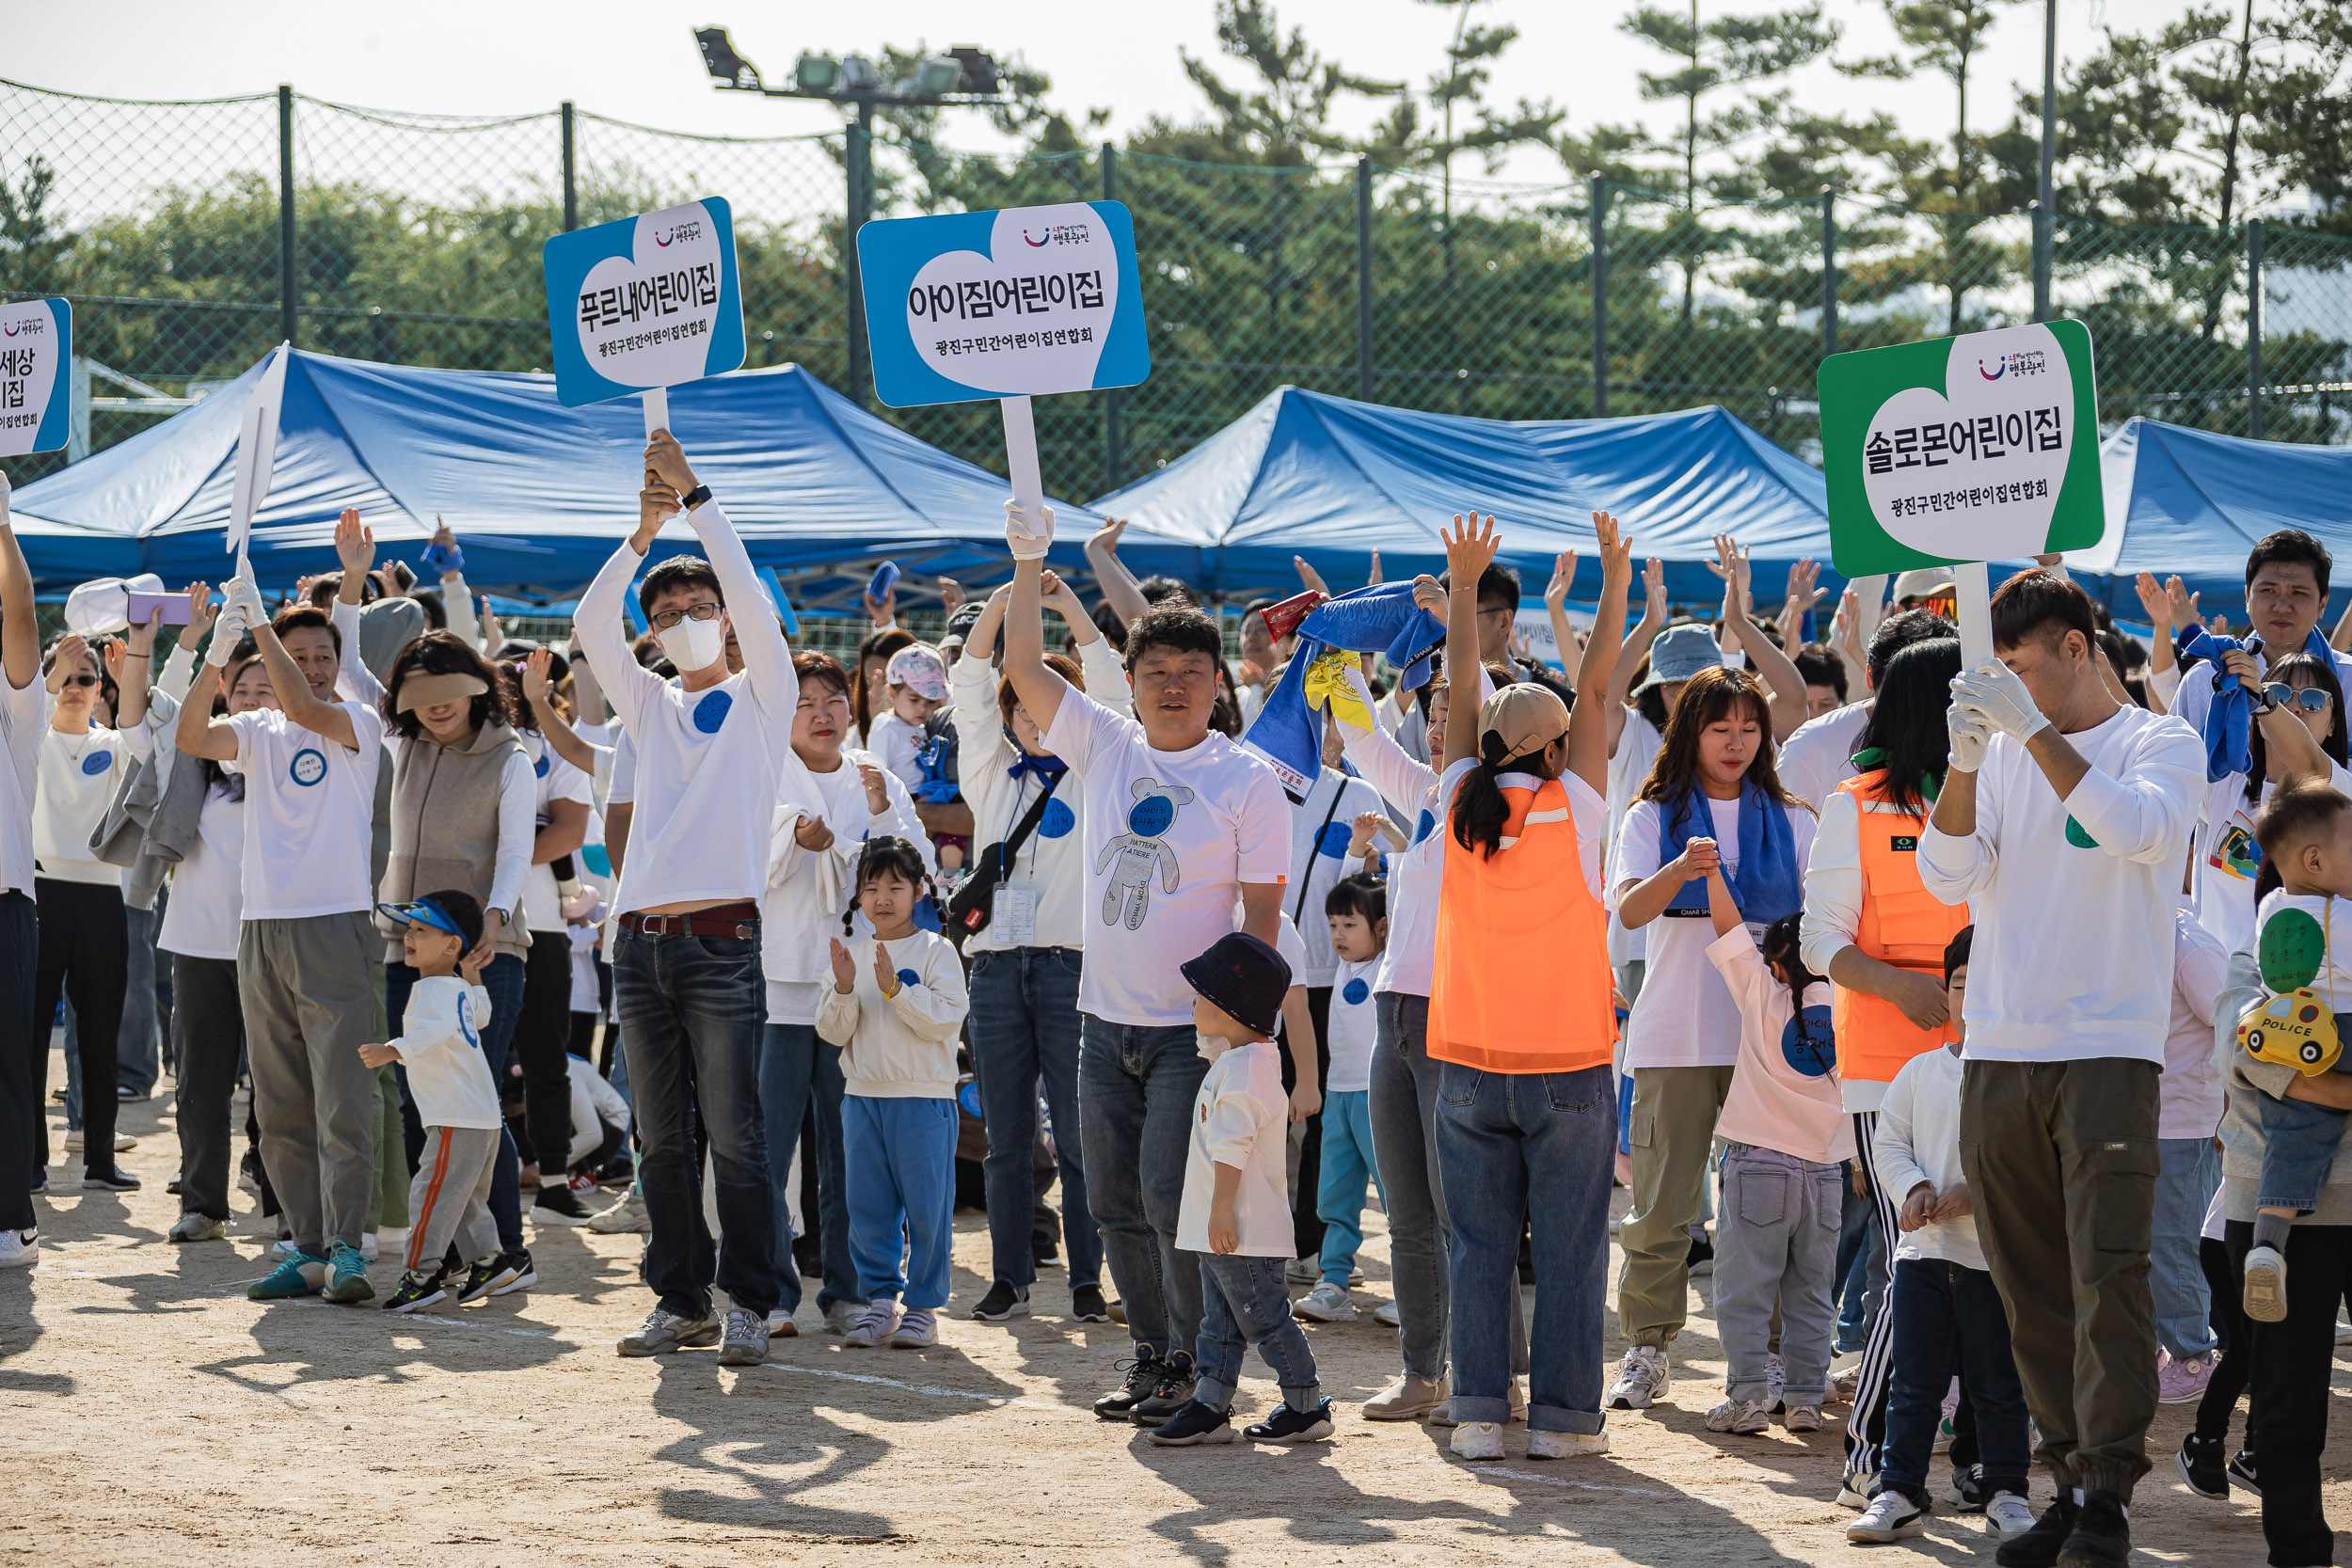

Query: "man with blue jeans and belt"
left=577, top=432, right=791, bottom=1368
left=998, top=499, right=1290, bottom=1425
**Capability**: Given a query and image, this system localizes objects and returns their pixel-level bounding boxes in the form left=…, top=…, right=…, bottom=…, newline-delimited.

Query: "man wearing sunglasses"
left=2173, top=531, right=2352, bottom=765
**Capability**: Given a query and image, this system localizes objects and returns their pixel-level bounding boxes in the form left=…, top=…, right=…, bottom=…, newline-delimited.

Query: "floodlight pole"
left=847, top=97, right=874, bottom=407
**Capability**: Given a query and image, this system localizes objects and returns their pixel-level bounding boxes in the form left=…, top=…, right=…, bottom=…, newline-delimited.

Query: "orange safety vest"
left=1829, top=768, right=1969, bottom=1083
left=1430, top=771, right=1618, bottom=1074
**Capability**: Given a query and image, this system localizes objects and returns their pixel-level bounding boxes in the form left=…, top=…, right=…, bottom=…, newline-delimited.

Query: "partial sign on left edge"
left=542, top=199, right=746, bottom=408
left=0, top=298, right=72, bottom=458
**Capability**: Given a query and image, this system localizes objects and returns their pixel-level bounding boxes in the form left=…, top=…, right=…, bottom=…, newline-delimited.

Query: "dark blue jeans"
left=1192, top=1250, right=1323, bottom=1412
left=1436, top=1061, right=1614, bottom=1434
left=1079, top=1014, right=1209, bottom=1360
left=390, top=953, right=525, bottom=1252
left=758, top=1022, right=859, bottom=1314
left=613, top=924, right=777, bottom=1320
left=0, top=891, right=38, bottom=1231
left=970, top=946, right=1100, bottom=1290
left=1882, top=1258, right=2031, bottom=1502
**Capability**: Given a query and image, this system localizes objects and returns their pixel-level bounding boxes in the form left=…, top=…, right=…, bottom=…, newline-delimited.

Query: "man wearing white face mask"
left=574, top=433, right=795, bottom=1368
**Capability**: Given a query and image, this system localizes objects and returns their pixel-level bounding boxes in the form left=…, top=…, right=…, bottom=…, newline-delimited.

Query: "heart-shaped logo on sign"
left=0, top=300, right=61, bottom=458
left=902, top=204, right=1117, bottom=396
left=574, top=201, right=727, bottom=393
left=1862, top=323, right=2074, bottom=562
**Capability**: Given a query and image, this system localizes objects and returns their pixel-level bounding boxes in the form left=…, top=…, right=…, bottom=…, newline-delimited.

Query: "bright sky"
left=13, top=0, right=2204, bottom=188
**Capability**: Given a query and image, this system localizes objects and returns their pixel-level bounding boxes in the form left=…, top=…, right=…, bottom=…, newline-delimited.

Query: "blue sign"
left=855, top=201, right=1149, bottom=409
left=542, top=199, right=745, bottom=408
left=0, top=298, right=72, bottom=459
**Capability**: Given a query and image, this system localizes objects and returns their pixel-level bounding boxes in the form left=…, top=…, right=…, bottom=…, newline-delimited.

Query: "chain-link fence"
left=8, top=77, right=2350, bottom=501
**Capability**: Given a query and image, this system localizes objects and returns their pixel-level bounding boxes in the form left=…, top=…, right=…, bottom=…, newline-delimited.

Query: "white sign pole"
left=1953, top=560, right=1994, bottom=670
left=642, top=386, right=669, bottom=439
left=1000, top=394, right=1045, bottom=521
left=227, top=341, right=291, bottom=585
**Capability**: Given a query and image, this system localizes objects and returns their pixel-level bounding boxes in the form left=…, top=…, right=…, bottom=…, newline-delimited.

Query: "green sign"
left=1819, top=320, right=2103, bottom=576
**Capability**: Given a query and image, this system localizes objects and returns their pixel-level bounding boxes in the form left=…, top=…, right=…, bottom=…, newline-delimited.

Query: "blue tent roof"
left=2070, top=417, right=2352, bottom=622
left=1087, top=386, right=1839, bottom=605
left=6, top=349, right=1184, bottom=603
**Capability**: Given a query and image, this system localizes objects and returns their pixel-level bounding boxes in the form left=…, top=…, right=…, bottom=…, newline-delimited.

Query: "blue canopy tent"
left=1087, top=387, right=1842, bottom=606
left=2069, top=418, right=2352, bottom=625
left=5, top=349, right=1203, bottom=604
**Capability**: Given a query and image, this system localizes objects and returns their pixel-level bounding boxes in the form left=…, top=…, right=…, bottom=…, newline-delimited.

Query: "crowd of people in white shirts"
left=6, top=435, right=2352, bottom=1564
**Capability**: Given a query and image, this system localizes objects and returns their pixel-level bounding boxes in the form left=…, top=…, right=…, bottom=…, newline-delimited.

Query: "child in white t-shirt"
left=1295, top=874, right=1388, bottom=1324
left=1699, top=847, right=1853, bottom=1437
left=818, top=836, right=970, bottom=1352
left=358, top=891, right=501, bottom=1315
left=1148, top=931, right=1333, bottom=1448
left=868, top=642, right=948, bottom=795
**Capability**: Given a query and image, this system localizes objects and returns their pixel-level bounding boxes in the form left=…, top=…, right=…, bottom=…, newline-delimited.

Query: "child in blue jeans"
left=1149, top=932, right=1334, bottom=1447
left=1295, top=874, right=1389, bottom=1324
left=2241, top=784, right=2352, bottom=1323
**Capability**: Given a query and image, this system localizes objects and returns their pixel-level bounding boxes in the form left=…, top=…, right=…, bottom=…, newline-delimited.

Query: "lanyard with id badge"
left=946, top=771, right=1061, bottom=952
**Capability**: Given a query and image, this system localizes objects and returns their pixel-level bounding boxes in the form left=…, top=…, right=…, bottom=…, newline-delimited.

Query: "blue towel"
left=1241, top=581, right=1447, bottom=800
left=1658, top=779, right=1802, bottom=922
left=2177, top=623, right=2337, bottom=783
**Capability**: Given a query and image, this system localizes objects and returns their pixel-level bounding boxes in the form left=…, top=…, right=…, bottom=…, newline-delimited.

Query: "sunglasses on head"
left=2267, top=683, right=2332, bottom=714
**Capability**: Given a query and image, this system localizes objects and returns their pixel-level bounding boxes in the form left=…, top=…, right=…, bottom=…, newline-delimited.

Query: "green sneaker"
left=248, top=1250, right=327, bottom=1300
left=324, top=1242, right=375, bottom=1304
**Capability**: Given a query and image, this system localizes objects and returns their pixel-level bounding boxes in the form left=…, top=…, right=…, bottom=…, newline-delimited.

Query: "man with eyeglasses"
left=1393, top=559, right=1528, bottom=769
left=0, top=474, right=43, bottom=1268
left=574, top=431, right=792, bottom=1368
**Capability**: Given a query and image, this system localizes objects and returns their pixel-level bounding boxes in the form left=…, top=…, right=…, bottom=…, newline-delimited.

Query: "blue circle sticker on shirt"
left=1316, top=821, right=1353, bottom=858
left=289, top=748, right=327, bottom=787
left=459, top=1005, right=480, bottom=1049
left=1039, top=797, right=1076, bottom=839
left=1127, top=794, right=1174, bottom=837
left=532, top=751, right=550, bottom=778
left=1414, top=808, right=1436, bottom=845
left=1781, top=1005, right=1836, bottom=1078
left=80, top=750, right=113, bottom=777
left=693, top=689, right=732, bottom=735
left=1343, top=976, right=1371, bottom=1006
left=895, top=967, right=921, bottom=990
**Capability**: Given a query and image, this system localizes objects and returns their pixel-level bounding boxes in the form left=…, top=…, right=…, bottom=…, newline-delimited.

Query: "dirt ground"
left=0, top=1060, right=2328, bottom=1567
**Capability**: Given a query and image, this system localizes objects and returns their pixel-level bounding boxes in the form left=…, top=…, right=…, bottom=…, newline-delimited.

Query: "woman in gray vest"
left=334, top=589, right=537, bottom=1298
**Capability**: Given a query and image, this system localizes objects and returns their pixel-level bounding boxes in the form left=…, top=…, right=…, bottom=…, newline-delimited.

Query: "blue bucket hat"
left=1636, top=624, right=1724, bottom=692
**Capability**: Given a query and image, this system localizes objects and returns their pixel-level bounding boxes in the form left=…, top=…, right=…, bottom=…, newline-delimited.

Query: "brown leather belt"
left=619, top=902, right=760, bottom=940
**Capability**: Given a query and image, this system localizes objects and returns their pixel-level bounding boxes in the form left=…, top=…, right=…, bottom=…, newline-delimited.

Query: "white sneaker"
left=1987, top=1490, right=2036, bottom=1538
left=1784, top=1404, right=1823, bottom=1433
left=62, top=1132, right=135, bottom=1152
left=1295, top=1282, right=1357, bottom=1322
left=376, top=1226, right=409, bottom=1253
left=359, top=1231, right=379, bottom=1262
left=1836, top=1473, right=1880, bottom=1511
left=1705, top=1398, right=1772, bottom=1434
left=842, top=1299, right=902, bottom=1349
left=587, top=1191, right=650, bottom=1235
left=1372, top=1299, right=1400, bottom=1327
left=888, top=1307, right=938, bottom=1349
left=1450, top=1420, right=1505, bottom=1461
left=2246, top=1243, right=2289, bottom=1323
left=766, top=1309, right=799, bottom=1338
left=1527, top=1428, right=1610, bottom=1459
left=1607, top=1344, right=1669, bottom=1410
left=1847, top=1489, right=1925, bottom=1543
left=0, top=1228, right=36, bottom=1269
left=1283, top=1256, right=1319, bottom=1285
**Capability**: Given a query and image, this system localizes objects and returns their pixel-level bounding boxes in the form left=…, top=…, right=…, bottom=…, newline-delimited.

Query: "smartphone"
left=867, top=561, right=901, bottom=604
left=126, top=590, right=194, bottom=626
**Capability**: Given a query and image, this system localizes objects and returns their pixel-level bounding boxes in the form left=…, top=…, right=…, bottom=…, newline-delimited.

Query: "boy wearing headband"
left=358, top=891, right=501, bottom=1314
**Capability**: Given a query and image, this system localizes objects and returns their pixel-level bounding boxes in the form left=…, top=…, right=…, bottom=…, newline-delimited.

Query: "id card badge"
left=992, top=887, right=1038, bottom=947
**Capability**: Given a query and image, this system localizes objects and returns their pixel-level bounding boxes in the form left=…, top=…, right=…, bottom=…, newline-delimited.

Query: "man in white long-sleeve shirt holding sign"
left=1916, top=570, right=2201, bottom=1568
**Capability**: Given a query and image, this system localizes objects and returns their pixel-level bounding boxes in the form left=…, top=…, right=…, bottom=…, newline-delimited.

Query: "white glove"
left=1004, top=499, right=1055, bottom=562
left=204, top=600, right=248, bottom=667
left=1946, top=692, right=1993, bottom=773
left=1950, top=658, right=2050, bottom=743
left=0, top=469, right=10, bottom=525
left=223, top=576, right=268, bottom=630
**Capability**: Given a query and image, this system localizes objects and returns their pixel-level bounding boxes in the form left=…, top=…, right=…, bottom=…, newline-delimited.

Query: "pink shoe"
left=2157, top=1348, right=2216, bottom=1405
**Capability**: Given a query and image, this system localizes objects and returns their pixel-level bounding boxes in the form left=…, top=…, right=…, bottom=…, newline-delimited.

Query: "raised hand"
left=1087, top=516, right=1127, bottom=554
left=2133, top=571, right=2169, bottom=628
left=1409, top=573, right=1448, bottom=623
left=1784, top=558, right=1825, bottom=617
left=1294, top=555, right=1331, bottom=597
left=183, top=581, right=216, bottom=643
left=872, top=940, right=900, bottom=998
left=643, top=430, right=698, bottom=496
left=828, top=936, right=856, bottom=993
left=1006, top=499, right=1057, bottom=559
left=1441, top=511, right=1501, bottom=582
left=334, top=506, right=374, bottom=577
left=637, top=480, right=681, bottom=538
left=1708, top=533, right=1752, bottom=610
left=1642, top=556, right=1668, bottom=621
left=522, top=645, right=556, bottom=710
left=938, top=577, right=964, bottom=614
left=1545, top=549, right=1579, bottom=607
left=2167, top=576, right=2199, bottom=628
left=102, top=636, right=131, bottom=682
left=1593, top=512, right=1631, bottom=587
left=1038, top=569, right=1083, bottom=622
left=1367, top=549, right=1383, bottom=588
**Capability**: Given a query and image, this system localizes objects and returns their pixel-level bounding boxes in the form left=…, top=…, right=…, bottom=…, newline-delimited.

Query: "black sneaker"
left=2177, top=1433, right=2228, bottom=1500
left=1093, top=1354, right=1164, bottom=1420
left=383, top=1269, right=448, bottom=1313
left=1072, top=1283, right=1110, bottom=1323
left=2227, top=1448, right=2262, bottom=1497
left=2056, top=1489, right=2130, bottom=1568
left=971, top=1280, right=1030, bottom=1322
left=81, top=1166, right=140, bottom=1192
left=1147, top=1399, right=1236, bottom=1446
left=454, top=1257, right=510, bottom=1305
left=1244, top=1398, right=1335, bottom=1444
left=1130, top=1352, right=1198, bottom=1426
left=532, top=1186, right=593, bottom=1226
left=489, top=1248, right=534, bottom=1296
left=1994, top=1493, right=2077, bottom=1568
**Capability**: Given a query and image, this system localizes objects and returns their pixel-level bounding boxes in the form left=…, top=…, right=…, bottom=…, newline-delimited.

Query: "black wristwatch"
left=2250, top=684, right=2281, bottom=717
left=680, top=483, right=712, bottom=511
